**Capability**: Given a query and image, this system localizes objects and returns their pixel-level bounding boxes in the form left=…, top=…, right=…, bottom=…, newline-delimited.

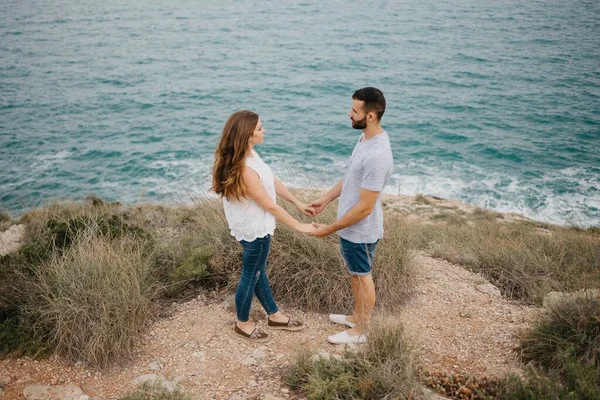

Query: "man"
left=309, top=87, right=393, bottom=344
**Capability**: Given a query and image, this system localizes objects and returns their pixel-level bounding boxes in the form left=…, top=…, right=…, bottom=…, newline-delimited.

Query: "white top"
left=223, top=150, right=277, bottom=242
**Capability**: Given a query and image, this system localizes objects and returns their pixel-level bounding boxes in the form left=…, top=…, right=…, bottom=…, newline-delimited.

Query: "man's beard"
left=351, top=117, right=367, bottom=130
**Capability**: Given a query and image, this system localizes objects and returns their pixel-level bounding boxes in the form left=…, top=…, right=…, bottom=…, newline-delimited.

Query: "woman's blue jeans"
left=235, top=234, right=279, bottom=322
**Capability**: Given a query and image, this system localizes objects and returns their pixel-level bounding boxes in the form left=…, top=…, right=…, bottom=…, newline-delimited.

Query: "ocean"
left=1, top=0, right=599, bottom=226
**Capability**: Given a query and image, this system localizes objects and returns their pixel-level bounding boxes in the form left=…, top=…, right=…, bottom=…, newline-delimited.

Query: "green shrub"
left=166, top=245, right=214, bottom=295
left=0, top=316, right=48, bottom=357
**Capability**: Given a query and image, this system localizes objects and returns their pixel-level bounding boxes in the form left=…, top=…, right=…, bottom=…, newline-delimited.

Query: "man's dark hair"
left=352, top=87, right=386, bottom=121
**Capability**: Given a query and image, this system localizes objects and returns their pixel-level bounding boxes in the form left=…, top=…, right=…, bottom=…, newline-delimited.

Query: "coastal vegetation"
left=1, top=193, right=599, bottom=398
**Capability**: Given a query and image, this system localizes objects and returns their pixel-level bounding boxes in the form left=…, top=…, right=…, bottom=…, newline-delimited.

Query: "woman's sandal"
left=234, top=324, right=270, bottom=343
left=267, top=317, right=305, bottom=331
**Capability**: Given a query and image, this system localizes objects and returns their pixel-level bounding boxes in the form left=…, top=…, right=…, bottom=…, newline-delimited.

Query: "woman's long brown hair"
left=212, top=110, right=259, bottom=201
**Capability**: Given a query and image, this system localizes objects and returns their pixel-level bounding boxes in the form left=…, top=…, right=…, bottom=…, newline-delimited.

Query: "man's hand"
left=309, top=223, right=334, bottom=237
left=297, top=202, right=316, bottom=217
left=309, top=198, right=328, bottom=215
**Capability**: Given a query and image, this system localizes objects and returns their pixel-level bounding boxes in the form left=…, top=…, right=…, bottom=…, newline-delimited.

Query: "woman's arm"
left=274, top=177, right=314, bottom=216
left=244, top=168, right=314, bottom=233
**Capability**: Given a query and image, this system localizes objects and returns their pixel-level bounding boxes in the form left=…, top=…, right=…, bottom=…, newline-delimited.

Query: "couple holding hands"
left=212, top=87, right=393, bottom=345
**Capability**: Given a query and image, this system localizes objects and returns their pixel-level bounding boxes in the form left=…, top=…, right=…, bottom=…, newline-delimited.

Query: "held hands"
left=308, top=198, right=328, bottom=215
left=309, top=223, right=333, bottom=237
left=296, top=222, right=317, bottom=233
left=297, top=202, right=316, bottom=217
left=294, top=199, right=332, bottom=236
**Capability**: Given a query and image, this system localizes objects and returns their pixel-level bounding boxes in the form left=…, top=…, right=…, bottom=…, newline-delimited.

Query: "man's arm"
left=310, top=188, right=379, bottom=237
left=310, top=178, right=343, bottom=215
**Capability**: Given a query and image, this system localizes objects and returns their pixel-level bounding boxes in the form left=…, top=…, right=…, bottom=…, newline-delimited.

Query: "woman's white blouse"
left=223, top=150, right=276, bottom=242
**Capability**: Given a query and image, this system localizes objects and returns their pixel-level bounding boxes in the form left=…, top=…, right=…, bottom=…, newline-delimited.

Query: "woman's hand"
left=296, top=202, right=316, bottom=217
left=308, top=198, right=329, bottom=215
left=295, top=222, right=317, bottom=233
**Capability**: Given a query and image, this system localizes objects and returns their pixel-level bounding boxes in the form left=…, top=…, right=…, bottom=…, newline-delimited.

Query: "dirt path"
left=1, top=253, right=538, bottom=399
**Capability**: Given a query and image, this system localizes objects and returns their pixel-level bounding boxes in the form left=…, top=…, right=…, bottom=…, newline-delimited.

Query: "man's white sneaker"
left=327, top=330, right=367, bottom=344
left=328, top=314, right=356, bottom=328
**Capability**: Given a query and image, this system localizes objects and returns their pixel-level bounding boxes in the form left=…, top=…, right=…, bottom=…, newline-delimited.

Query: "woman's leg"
left=252, top=237, right=305, bottom=329
left=235, top=236, right=270, bottom=333
left=253, top=235, right=279, bottom=316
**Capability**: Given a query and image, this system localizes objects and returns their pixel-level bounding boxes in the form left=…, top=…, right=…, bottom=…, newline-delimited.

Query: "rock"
left=252, top=349, right=267, bottom=360
left=131, top=374, right=175, bottom=392
left=309, top=351, right=333, bottom=363
left=148, top=361, right=163, bottom=371
left=227, top=394, right=248, bottom=400
left=241, top=357, right=257, bottom=366
left=226, top=395, right=247, bottom=400
left=422, top=386, right=451, bottom=399
left=264, top=395, right=286, bottom=400
left=23, top=384, right=90, bottom=400
left=0, top=224, right=26, bottom=256
left=543, top=289, right=600, bottom=308
left=475, top=283, right=501, bottom=297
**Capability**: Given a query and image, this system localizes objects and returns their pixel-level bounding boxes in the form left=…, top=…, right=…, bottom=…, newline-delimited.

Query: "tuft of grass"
left=0, top=209, right=11, bottom=232
left=522, top=295, right=600, bottom=371
left=493, top=295, right=600, bottom=399
left=414, top=193, right=432, bottom=205
left=0, top=209, right=10, bottom=223
left=288, top=319, right=420, bottom=399
left=432, top=212, right=467, bottom=226
left=499, top=361, right=600, bottom=400
left=472, top=207, right=503, bottom=221
left=24, top=233, right=156, bottom=368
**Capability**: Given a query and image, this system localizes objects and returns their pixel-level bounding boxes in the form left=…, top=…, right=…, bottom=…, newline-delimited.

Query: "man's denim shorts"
left=340, top=237, right=379, bottom=276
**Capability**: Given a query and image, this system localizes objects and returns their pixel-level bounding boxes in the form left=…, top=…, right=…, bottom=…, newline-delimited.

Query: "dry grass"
left=24, top=233, right=156, bottom=368
left=268, top=198, right=414, bottom=312
left=3, top=195, right=598, bottom=371
left=288, top=318, right=420, bottom=399
left=472, top=207, right=503, bottom=221
left=0, top=209, right=11, bottom=233
left=425, top=220, right=600, bottom=304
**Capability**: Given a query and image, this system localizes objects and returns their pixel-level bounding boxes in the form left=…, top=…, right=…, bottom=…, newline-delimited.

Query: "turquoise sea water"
left=1, top=0, right=599, bottom=226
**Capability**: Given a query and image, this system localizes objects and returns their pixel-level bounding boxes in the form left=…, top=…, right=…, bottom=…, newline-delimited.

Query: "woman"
left=212, top=110, right=314, bottom=342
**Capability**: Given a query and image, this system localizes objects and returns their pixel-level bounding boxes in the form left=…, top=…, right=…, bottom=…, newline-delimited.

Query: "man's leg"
left=346, top=275, right=360, bottom=325
left=348, top=273, right=376, bottom=335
